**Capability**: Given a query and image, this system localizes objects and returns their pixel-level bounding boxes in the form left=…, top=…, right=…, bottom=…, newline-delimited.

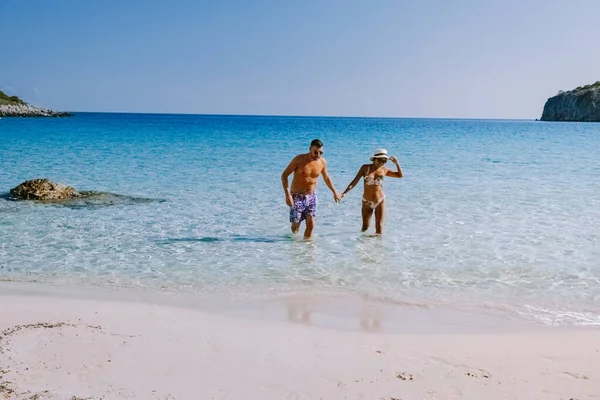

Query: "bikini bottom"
left=362, top=196, right=385, bottom=210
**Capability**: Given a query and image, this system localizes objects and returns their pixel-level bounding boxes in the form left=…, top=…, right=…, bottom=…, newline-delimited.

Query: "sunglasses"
left=375, top=158, right=387, bottom=163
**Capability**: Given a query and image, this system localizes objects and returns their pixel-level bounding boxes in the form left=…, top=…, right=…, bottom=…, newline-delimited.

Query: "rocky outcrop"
left=6, top=179, right=164, bottom=207
left=0, top=104, right=72, bottom=117
left=9, top=179, right=81, bottom=200
left=541, top=82, right=600, bottom=122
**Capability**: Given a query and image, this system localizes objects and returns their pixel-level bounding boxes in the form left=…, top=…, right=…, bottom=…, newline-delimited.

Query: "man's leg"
left=304, top=215, right=314, bottom=239
left=303, top=192, right=317, bottom=239
left=291, top=222, right=301, bottom=234
left=289, top=195, right=302, bottom=234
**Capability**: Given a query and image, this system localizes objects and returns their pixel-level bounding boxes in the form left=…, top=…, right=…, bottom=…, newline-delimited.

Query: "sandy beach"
left=0, top=286, right=598, bottom=400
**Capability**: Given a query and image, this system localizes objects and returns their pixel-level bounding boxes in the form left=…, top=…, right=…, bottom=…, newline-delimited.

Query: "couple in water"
left=281, top=139, right=403, bottom=239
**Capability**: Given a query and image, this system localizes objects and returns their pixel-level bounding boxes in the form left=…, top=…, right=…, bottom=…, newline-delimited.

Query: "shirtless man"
left=281, top=139, right=342, bottom=239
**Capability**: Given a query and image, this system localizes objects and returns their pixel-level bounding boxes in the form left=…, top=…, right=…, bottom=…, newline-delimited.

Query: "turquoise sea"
left=1, top=113, right=599, bottom=327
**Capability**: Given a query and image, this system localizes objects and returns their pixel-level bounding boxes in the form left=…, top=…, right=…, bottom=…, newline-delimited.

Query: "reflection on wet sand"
left=283, top=294, right=386, bottom=332
left=359, top=301, right=383, bottom=332
left=286, top=302, right=312, bottom=325
left=283, top=241, right=318, bottom=325
left=359, top=317, right=381, bottom=332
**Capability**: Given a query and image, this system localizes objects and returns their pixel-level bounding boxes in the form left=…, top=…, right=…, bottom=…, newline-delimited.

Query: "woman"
left=341, top=149, right=403, bottom=234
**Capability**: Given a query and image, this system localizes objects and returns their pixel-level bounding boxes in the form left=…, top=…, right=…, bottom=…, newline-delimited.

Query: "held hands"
left=333, top=192, right=343, bottom=203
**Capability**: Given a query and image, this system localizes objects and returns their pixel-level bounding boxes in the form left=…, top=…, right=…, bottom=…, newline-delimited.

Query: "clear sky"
left=2, top=0, right=599, bottom=119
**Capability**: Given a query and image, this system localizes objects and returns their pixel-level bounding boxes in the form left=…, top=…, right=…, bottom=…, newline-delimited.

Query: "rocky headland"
left=540, top=81, right=600, bottom=122
left=0, top=90, right=71, bottom=117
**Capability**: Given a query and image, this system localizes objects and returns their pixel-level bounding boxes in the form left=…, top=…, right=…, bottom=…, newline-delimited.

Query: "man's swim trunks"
left=289, top=192, right=318, bottom=223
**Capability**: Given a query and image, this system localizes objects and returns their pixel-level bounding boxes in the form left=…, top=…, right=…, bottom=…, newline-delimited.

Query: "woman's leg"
left=374, top=199, right=385, bottom=234
left=361, top=201, right=373, bottom=232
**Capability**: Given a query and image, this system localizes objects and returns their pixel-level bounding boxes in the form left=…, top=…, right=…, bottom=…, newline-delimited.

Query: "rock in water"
left=9, top=179, right=81, bottom=200
left=541, top=82, right=600, bottom=122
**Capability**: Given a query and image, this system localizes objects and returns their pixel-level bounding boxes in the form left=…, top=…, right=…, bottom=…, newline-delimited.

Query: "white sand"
left=1, top=291, right=599, bottom=400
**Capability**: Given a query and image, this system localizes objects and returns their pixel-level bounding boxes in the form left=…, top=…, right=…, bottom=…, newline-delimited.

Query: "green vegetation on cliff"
left=558, top=81, right=600, bottom=95
left=0, top=90, right=26, bottom=106
left=0, top=90, right=71, bottom=117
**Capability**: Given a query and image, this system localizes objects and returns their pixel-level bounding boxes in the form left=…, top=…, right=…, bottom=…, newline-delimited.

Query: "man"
left=281, top=139, right=342, bottom=239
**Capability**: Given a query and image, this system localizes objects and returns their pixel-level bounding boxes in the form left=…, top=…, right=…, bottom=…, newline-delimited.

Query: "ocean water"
left=1, top=113, right=599, bottom=327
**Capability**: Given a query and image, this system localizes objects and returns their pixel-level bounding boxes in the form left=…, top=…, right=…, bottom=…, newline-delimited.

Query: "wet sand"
left=1, top=286, right=599, bottom=399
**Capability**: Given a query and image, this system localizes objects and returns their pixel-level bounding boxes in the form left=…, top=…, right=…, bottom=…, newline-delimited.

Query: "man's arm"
left=321, top=159, right=342, bottom=202
left=281, top=157, right=298, bottom=206
left=385, top=156, right=403, bottom=178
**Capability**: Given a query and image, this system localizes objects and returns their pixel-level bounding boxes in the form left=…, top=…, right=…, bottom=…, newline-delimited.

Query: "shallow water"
left=1, top=113, right=599, bottom=326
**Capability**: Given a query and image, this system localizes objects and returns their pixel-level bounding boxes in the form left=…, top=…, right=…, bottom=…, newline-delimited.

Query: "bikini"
left=363, top=166, right=385, bottom=209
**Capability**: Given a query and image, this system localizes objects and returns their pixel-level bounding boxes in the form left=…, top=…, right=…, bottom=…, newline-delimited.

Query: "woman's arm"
left=385, top=156, right=403, bottom=178
left=342, top=165, right=366, bottom=197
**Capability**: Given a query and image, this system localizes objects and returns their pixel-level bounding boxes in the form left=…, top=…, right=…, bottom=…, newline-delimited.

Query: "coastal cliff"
left=0, top=90, right=71, bottom=117
left=540, top=81, right=600, bottom=122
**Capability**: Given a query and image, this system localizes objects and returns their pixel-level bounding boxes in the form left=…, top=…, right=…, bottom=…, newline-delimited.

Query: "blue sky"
left=2, top=0, right=599, bottom=118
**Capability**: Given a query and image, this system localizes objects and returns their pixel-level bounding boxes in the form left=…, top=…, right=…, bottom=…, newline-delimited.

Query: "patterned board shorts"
left=289, top=192, right=318, bottom=223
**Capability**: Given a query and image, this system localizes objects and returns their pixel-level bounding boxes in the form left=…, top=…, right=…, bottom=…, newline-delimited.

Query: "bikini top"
left=363, top=166, right=384, bottom=186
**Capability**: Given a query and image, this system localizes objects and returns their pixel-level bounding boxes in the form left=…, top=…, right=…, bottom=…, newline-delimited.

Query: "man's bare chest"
left=296, top=162, right=323, bottom=178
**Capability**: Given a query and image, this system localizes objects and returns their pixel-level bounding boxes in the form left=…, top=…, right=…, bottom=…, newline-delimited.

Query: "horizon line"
left=63, top=110, right=538, bottom=121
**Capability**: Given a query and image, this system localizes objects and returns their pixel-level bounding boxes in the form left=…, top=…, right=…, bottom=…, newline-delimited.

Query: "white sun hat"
left=370, top=149, right=389, bottom=161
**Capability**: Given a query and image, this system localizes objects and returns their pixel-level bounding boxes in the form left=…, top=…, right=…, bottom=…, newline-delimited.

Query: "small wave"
left=520, top=304, right=600, bottom=326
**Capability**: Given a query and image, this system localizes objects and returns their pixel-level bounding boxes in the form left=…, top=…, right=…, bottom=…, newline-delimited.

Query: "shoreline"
left=1, top=283, right=599, bottom=399
left=0, top=281, right=555, bottom=334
